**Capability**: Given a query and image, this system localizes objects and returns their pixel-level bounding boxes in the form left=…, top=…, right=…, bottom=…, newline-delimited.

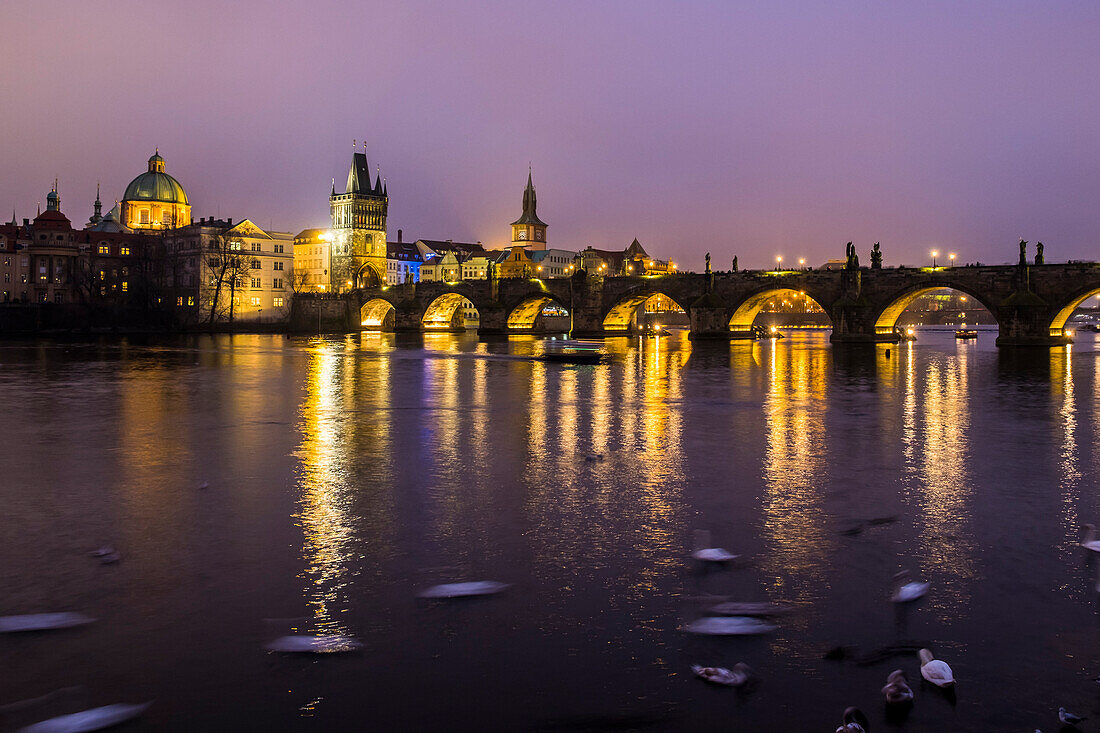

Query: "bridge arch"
left=602, top=289, right=687, bottom=332
left=360, top=297, right=396, bottom=330
left=873, top=283, right=998, bottom=335
left=1048, top=285, right=1100, bottom=336
left=421, top=291, right=482, bottom=331
left=355, top=263, right=384, bottom=289
left=728, top=288, right=831, bottom=334
left=506, top=293, right=571, bottom=330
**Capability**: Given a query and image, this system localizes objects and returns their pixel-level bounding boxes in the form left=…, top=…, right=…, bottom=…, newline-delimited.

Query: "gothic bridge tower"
left=330, top=148, right=388, bottom=290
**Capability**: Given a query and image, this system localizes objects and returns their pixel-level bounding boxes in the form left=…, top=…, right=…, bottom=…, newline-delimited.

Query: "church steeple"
left=91, top=182, right=103, bottom=224
left=510, top=168, right=547, bottom=249
left=330, top=146, right=389, bottom=291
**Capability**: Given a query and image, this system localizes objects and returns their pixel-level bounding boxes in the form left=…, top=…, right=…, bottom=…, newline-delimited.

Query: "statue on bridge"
left=1019, top=239, right=1028, bottom=266
left=870, top=242, right=882, bottom=269
left=731, top=256, right=738, bottom=272
left=1035, top=241, right=1044, bottom=265
left=845, top=242, right=859, bottom=270
left=705, top=252, right=712, bottom=274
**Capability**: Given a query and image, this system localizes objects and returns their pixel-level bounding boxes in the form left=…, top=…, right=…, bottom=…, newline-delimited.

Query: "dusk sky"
left=3, top=1, right=1098, bottom=268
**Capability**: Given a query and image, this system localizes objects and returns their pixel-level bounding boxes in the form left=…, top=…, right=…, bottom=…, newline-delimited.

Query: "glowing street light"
left=931, top=250, right=939, bottom=268
left=776, top=255, right=783, bottom=271
left=798, top=257, right=805, bottom=269
left=949, top=252, right=956, bottom=266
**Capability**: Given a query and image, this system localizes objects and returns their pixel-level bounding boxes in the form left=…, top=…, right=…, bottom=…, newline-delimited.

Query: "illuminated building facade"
left=330, top=150, right=387, bottom=291
left=120, top=151, right=192, bottom=230
left=293, top=228, right=330, bottom=291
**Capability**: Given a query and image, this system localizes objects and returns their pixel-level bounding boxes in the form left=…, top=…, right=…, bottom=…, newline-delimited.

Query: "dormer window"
left=98, top=244, right=109, bottom=255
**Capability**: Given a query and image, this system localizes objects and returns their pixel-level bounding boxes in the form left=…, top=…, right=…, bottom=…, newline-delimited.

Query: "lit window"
left=121, top=281, right=128, bottom=292
left=187, top=296, right=195, bottom=306
left=139, top=209, right=150, bottom=224
left=250, top=297, right=261, bottom=306
left=98, top=244, right=109, bottom=255
left=273, top=297, right=283, bottom=307
left=120, top=246, right=130, bottom=256
left=177, top=297, right=184, bottom=306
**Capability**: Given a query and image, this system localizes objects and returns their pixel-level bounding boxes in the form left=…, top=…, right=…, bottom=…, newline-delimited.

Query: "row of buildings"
left=1, top=147, right=677, bottom=327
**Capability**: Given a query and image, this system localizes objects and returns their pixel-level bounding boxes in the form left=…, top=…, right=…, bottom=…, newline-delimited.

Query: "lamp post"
left=949, top=252, right=956, bottom=266
left=931, top=250, right=938, bottom=268
left=798, top=258, right=805, bottom=270
left=776, top=256, right=783, bottom=271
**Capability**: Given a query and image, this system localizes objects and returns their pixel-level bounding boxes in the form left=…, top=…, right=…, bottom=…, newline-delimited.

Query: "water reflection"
left=1050, top=348, right=1081, bottom=576
left=759, top=336, right=833, bottom=612
left=901, top=348, right=975, bottom=617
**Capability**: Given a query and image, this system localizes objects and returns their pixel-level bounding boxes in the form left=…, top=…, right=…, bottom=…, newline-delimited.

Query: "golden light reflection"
left=1050, top=347, right=1080, bottom=567
left=759, top=334, right=832, bottom=625
left=901, top=349, right=975, bottom=618
left=294, top=345, right=358, bottom=634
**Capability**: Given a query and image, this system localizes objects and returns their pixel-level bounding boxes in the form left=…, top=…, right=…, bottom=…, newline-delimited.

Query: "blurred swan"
left=691, top=530, right=737, bottom=563
left=1080, top=524, right=1100, bottom=552
left=882, top=669, right=914, bottom=705
left=918, top=648, right=955, bottom=688
left=890, top=571, right=929, bottom=603
left=418, top=581, right=510, bottom=599
left=690, top=663, right=752, bottom=687
left=265, top=634, right=362, bottom=653
left=835, top=706, right=869, bottom=732
left=18, top=702, right=151, bottom=732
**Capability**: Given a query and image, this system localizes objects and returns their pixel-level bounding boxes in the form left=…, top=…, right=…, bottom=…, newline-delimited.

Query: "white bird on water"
left=890, top=570, right=929, bottom=603
left=691, top=530, right=737, bottom=563
left=18, top=701, right=152, bottom=733
left=1080, top=524, right=1100, bottom=552
left=690, top=663, right=752, bottom=687
left=1059, top=706, right=1087, bottom=727
left=918, top=648, right=955, bottom=688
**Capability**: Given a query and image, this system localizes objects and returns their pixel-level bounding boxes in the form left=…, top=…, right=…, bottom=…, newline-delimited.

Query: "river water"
left=1, top=329, right=1098, bottom=731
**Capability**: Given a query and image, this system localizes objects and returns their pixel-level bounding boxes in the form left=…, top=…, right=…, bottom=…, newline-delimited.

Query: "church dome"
left=123, top=151, right=189, bottom=205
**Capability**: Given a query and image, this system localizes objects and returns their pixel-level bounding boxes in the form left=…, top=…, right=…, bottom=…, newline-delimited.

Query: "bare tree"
left=203, top=233, right=252, bottom=326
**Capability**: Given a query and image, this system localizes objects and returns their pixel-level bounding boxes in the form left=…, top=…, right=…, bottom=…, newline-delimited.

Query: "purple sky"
left=3, top=1, right=1098, bottom=268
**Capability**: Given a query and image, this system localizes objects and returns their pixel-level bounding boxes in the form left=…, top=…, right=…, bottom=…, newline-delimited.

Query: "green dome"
left=123, top=151, right=189, bottom=205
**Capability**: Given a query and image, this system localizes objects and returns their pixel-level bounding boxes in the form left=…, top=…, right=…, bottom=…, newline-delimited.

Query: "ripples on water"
left=1, top=330, right=1099, bottom=731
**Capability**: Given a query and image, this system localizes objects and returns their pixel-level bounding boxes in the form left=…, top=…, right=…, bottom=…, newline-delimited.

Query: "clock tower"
left=510, top=169, right=547, bottom=250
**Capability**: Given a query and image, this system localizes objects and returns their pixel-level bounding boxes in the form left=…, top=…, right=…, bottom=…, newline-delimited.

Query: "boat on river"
left=538, top=341, right=606, bottom=364
left=954, top=329, right=978, bottom=339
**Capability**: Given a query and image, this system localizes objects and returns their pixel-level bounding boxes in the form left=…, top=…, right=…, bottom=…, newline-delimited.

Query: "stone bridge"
left=349, top=261, right=1100, bottom=346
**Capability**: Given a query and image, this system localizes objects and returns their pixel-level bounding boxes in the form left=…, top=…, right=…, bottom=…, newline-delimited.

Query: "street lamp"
left=776, top=256, right=783, bottom=271
left=931, top=250, right=938, bottom=268
left=798, top=258, right=805, bottom=269
left=949, top=253, right=956, bottom=266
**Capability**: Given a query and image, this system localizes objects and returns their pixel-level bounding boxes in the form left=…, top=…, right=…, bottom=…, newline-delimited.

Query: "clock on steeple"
left=510, top=169, right=547, bottom=250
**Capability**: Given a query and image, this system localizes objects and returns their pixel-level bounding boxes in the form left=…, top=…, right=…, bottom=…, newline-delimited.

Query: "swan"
left=691, top=530, right=737, bottom=563
left=882, top=669, right=914, bottom=705
left=890, top=571, right=929, bottom=603
left=1059, top=706, right=1087, bottom=726
left=418, top=581, right=510, bottom=599
left=1080, top=524, right=1100, bottom=552
left=0, top=613, right=95, bottom=633
left=835, top=706, right=869, bottom=732
left=18, top=702, right=152, bottom=733
left=918, top=648, right=955, bottom=687
left=265, top=634, right=362, bottom=653
left=690, top=663, right=752, bottom=687
left=684, top=616, right=777, bottom=635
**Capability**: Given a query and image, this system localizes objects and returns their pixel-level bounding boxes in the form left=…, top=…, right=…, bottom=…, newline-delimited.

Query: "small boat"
left=0, top=613, right=95, bottom=633
left=897, top=327, right=917, bottom=341
left=954, top=329, right=978, bottom=339
left=18, top=702, right=152, bottom=733
left=707, top=601, right=793, bottom=617
left=264, top=634, right=363, bottom=653
left=890, top=570, right=930, bottom=603
left=918, top=648, right=955, bottom=688
left=690, top=663, right=752, bottom=687
left=538, top=340, right=606, bottom=365
left=684, top=616, right=777, bottom=636
left=418, top=581, right=510, bottom=599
